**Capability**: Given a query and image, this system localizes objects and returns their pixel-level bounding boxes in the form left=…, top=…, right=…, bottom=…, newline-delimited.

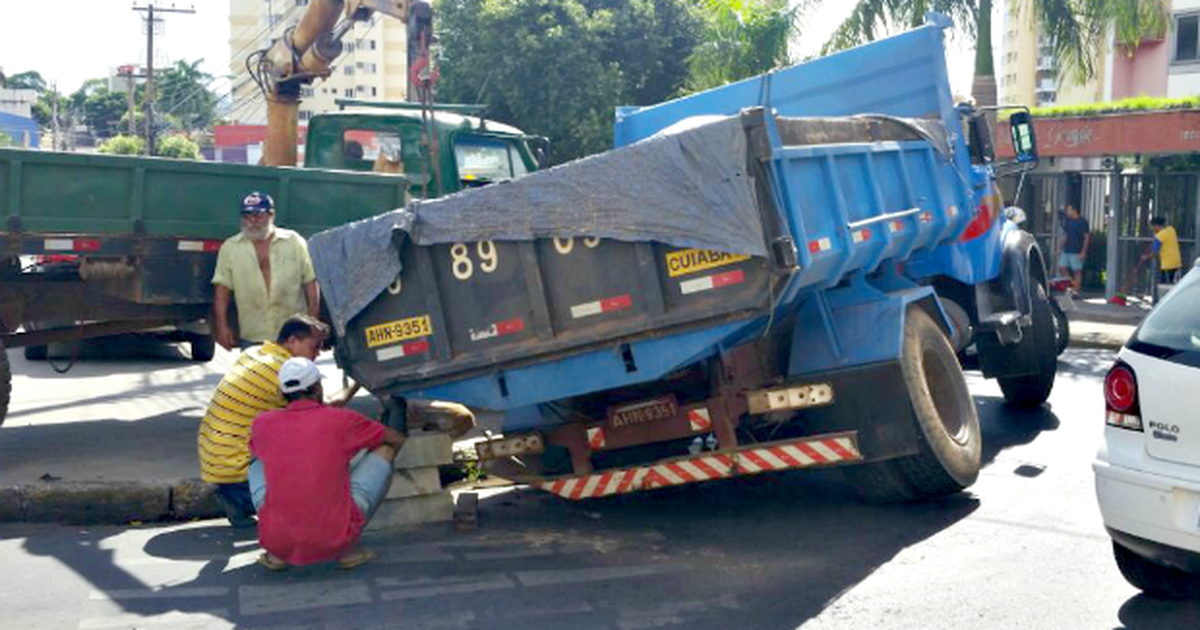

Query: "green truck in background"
left=0, top=103, right=541, bottom=425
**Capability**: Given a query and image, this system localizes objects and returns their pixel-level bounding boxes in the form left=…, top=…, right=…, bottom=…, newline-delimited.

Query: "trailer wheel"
left=997, top=285, right=1057, bottom=407
left=190, top=335, right=216, bottom=362
left=0, top=338, right=10, bottom=427
left=894, top=305, right=981, bottom=496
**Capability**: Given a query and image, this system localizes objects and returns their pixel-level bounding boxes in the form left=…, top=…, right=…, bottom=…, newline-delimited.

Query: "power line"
left=133, top=1, right=195, bottom=155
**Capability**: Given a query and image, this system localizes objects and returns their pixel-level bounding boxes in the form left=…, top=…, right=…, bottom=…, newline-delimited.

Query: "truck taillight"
left=1105, top=363, right=1142, bottom=431
left=960, top=192, right=1002, bottom=242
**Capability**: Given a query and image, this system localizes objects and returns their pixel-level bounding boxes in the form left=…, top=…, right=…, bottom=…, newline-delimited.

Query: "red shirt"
left=249, top=399, right=385, bottom=565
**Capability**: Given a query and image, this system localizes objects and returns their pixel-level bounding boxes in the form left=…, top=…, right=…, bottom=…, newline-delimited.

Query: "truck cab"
left=303, top=105, right=541, bottom=200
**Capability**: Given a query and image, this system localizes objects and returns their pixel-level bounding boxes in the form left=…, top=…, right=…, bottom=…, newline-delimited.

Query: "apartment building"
left=998, top=0, right=1105, bottom=108
left=228, top=0, right=409, bottom=125
left=1170, top=0, right=1200, bottom=96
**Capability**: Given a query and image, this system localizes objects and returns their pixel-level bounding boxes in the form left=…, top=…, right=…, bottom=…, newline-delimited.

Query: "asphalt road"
left=3, top=346, right=1200, bottom=629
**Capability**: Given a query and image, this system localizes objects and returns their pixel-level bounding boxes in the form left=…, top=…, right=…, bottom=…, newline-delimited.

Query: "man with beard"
left=212, top=191, right=320, bottom=350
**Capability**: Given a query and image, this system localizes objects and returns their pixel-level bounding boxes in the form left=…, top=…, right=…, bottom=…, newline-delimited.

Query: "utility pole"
left=50, top=82, right=60, bottom=151
left=132, top=2, right=194, bottom=155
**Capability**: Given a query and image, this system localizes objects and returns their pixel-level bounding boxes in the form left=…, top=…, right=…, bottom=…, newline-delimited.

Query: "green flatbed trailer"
left=0, top=105, right=541, bottom=425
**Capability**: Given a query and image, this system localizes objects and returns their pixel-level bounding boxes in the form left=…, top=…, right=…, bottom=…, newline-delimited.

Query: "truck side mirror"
left=1009, top=111, right=1038, bottom=164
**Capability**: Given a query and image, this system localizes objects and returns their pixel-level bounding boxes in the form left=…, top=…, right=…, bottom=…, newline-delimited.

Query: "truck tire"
left=1050, top=299, right=1070, bottom=356
left=893, top=306, right=981, bottom=496
left=997, top=284, right=1057, bottom=407
left=190, top=335, right=216, bottom=362
left=844, top=460, right=919, bottom=504
left=1113, top=541, right=1200, bottom=599
left=0, top=338, right=10, bottom=427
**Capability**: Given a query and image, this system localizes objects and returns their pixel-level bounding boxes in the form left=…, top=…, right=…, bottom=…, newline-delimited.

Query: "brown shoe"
left=336, top=547, right=376, bottom=570
left=257, top=552, right=288, bottom=572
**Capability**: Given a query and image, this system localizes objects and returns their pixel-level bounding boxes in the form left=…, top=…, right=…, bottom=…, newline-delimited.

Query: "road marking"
left=515, top=564, right=678, bottom=587
left=377, top=573, right=516, bottom=601
left=78, top=609, right=232, bottom=629
left=239, top=580, right=371, bottom=616
left=373, top=544, right=456, bottom=564
left=615, top=594, right=740, bottom=630
left=88, top=587, right=228, bottom=600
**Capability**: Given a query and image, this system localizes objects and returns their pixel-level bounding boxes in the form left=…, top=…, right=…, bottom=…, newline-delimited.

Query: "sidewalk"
left=1064, top=293, right=1147, bottom=350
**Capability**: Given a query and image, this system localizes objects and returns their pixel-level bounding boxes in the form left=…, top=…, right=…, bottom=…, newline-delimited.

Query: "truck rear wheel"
left=190, top=335, right=216, bottom=362
left=894, top=305, right=981, bottom=496
left=997, top=285, right=1057, bottom=407
left=1, top=338, right=10, bottom=427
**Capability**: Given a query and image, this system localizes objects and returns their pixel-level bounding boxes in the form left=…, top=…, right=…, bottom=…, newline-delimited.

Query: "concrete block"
left=363, top=490, right=453, bottom=532
left=170, top=480, right=222, bottom=520
left=395, top=432, right=453, bottom=470
left=22, top=482, right=170, bottom=524
left=454, top=492, right=478, bottom=532
left=385, top=467, right=443, bottom=500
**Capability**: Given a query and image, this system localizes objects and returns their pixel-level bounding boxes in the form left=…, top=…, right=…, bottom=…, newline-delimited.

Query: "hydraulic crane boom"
left=253, top=0, right=434, bottom=166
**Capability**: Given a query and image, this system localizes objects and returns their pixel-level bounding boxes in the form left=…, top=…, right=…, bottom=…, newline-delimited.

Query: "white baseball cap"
left=279, top=357, right=322, bottom=395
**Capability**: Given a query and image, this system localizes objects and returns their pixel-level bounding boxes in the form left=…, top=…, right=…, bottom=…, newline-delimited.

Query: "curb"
left=0, top=479, right=222, bottom=525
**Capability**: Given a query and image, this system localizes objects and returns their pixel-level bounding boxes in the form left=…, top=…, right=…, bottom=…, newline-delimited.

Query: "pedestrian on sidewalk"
left=211, top=191, right=321, bottom=350
left=1058, top=203, right=1090, bottom=292
left=1140, top=216, right=1183, bottom=284
left=197, top=314, right=358, bottom=527
left=248, top=357, right=406, bottom=571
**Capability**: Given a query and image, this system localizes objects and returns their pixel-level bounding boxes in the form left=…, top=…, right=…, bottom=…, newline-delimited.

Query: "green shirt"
left=212, top=228, right=317, bottom=343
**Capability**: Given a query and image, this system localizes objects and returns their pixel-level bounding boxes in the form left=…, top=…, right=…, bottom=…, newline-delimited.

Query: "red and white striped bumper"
left=536, top=431, right=861, bottom=500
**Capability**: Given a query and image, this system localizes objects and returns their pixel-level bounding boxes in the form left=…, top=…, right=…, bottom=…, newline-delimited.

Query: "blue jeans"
left=248, top=453, right=392, bottom=523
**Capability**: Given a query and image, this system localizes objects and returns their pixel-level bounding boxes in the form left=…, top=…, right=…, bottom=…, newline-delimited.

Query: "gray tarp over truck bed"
left=309, top=115, right=767, bottom=336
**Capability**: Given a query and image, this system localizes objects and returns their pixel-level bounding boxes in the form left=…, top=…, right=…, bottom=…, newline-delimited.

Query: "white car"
left=1095, top=261, right=1200, bottom=598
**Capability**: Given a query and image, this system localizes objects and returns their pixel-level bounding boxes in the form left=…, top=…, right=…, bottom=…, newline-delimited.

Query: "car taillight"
left=1104, top=363, right=1142, bottom=431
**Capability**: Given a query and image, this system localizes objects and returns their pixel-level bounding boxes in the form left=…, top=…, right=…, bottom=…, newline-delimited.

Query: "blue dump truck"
left=310, top=15, right=1051, bottom=503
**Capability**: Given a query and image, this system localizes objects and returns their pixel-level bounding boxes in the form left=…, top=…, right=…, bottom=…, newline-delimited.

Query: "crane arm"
left=255, top=0, right=433, bottom=166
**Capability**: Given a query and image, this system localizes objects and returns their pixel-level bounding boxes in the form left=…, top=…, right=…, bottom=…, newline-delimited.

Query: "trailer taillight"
left=1104, top=363, right=1142, bottom=431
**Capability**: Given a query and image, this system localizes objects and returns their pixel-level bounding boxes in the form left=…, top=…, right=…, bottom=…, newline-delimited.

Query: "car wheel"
left=1113, top=541, right=1200, bottom=599
left=892, top=305, right=982, bottom=496
left=997, top=284, right=1057, bottom=408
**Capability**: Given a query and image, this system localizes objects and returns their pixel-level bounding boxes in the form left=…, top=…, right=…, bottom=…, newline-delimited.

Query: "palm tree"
left=686, top=0, right=802, bottom=92
left=819, top=0, right=1169, bottom=109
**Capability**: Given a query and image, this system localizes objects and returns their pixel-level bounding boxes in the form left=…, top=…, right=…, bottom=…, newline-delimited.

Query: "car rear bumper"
left=1094, top=437, right=1200, bottom=566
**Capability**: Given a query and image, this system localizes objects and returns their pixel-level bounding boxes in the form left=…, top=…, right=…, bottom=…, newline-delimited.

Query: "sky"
left=0, top=1, right=980, bottom=100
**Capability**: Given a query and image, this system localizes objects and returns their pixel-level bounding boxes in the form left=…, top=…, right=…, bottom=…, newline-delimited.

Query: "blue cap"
left=240, top=191, right=274, bottom=214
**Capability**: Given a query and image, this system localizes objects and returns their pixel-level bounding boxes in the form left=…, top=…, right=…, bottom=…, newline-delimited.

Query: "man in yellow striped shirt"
left=198, top=313, right=356, bottom=526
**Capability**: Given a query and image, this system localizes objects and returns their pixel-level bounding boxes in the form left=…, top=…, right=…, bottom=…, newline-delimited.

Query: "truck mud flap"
left=534, top=431, right=861, bottom=500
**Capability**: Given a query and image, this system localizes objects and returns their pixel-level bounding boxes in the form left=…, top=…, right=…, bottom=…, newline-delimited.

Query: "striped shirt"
left=198, top=341, right=291, bottom=484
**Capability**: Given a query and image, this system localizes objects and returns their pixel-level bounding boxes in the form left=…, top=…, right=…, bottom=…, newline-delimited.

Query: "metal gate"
left=1007, top=172, right=1112, bottom=289
left=1111, top=173, right=1197, bottom=300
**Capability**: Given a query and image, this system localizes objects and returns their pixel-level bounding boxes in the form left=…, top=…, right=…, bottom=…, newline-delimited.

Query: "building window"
left=345, top=88, right=354, bottom=97
left=299, top=110, right=311, bottom=122
left=301, top=88, right=314, bottom=98
left=371, top=87, right=377, bottom=97
left=295, top=0, right=309, bottom=6
left=362, top=63, right=376, bottom=74
left=365, top=40, right=376, bottom=51
left=345, top=42, right=355, bottom=53
left=344, top=65, right=354, bottom=75
left=1175, top=14, right=1200, bottom=63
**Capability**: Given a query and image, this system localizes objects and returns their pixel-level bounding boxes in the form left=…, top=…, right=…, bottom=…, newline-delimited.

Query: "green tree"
left=685, top=0, right=800, bottom=92
left=97, top=135, right=146, bottom=155
left=3, top=70, right=48, bottom=93
left=82, top=88, right=130, bottom=139
left=0, top=131, right=16, bottom=147
left=155, top=134, right=202, bottom=160
left=817, top=0, right=1169, bottom=109
left=436, top=0, right=701, bottom=163
left=155, top=60, right=218, bottom=132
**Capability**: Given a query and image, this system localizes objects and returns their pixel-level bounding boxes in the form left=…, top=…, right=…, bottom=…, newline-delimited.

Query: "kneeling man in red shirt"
left=248, top=357, right=405, bottom=570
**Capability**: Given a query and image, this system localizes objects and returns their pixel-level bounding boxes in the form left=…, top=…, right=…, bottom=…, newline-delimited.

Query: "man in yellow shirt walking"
left=1141, top=216, right=1183, bottom=284
left=212, top=191, right=320, bottom=350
